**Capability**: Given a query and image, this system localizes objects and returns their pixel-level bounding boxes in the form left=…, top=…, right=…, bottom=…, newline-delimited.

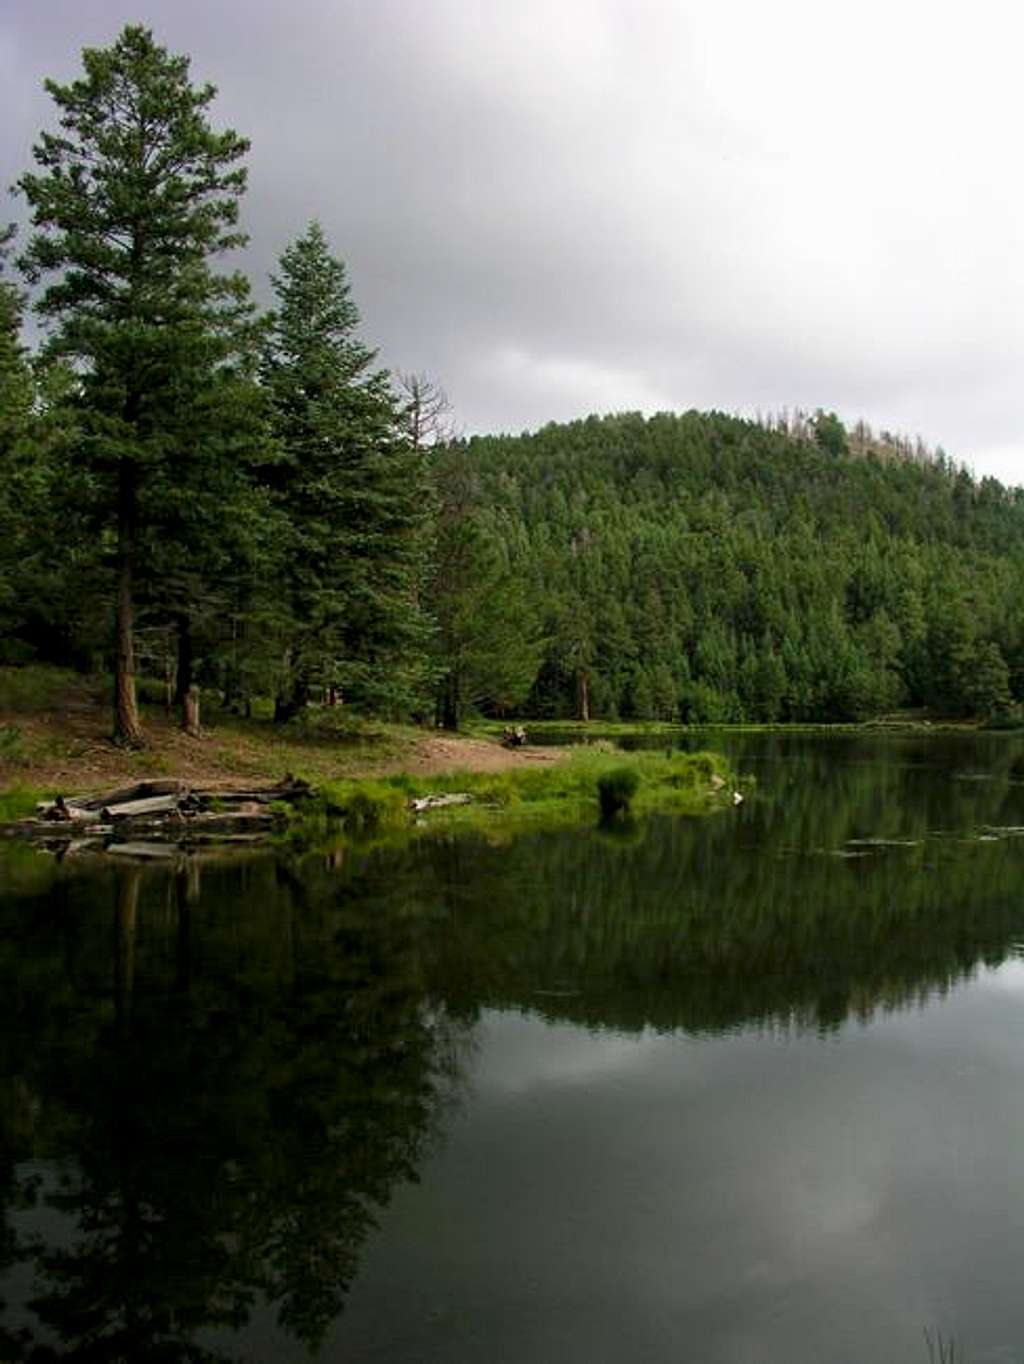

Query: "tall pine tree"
left=261, top=222, right=433, bottom=720
left=17, top=25, right=261, bottom=745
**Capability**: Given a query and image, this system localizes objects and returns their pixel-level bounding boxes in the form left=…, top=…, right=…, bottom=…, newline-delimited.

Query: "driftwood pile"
left=7, top=776, right=481, bottom=860
left=16, top=776, right=313, bottom=856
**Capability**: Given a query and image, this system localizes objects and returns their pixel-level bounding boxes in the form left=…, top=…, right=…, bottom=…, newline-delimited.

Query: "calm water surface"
left=4, top=733, right=1024, bottom=1362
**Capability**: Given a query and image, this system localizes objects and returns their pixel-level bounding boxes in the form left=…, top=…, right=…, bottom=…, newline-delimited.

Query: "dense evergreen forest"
left=3, top=24, right=1024, bottom=737
left=445, top=412, right=1024, bottom=723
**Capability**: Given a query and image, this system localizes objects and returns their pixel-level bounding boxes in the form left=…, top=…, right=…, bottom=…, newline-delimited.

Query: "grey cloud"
left=4, top=0, right=1023, bottom=480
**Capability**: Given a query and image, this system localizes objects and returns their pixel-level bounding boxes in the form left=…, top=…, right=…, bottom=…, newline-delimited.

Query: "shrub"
left=0, top=666, right=73, bottom=714
left=319, top=779, right=407, bottom=833
left=597, top=766, right=640, bottom=819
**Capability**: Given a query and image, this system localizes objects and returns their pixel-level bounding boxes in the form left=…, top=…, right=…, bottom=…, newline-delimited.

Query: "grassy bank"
left=286, top=747, right=735, bottom=846
left=1, top=750, right=735, bottom=860
left=0, top=666, right=737, bottom=850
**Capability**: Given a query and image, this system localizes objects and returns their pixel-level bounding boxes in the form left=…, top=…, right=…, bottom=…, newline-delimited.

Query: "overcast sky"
left=3, top=1, right=1023, bottom=483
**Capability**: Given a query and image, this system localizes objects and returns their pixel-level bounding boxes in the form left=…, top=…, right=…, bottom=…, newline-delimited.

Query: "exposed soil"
left=0, top=674, right=562, bottom=796
left=382, top=734, right=561, bottom=777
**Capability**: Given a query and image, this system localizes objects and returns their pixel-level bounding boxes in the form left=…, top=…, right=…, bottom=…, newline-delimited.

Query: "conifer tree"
left=0, top=226, right=37, bottom=640
left=261, top=223, right=433, bottom=720
left=17, top=25, right=259, bottom=745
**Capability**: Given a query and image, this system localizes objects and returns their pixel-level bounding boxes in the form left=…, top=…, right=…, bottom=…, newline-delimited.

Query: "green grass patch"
left=0, top=786, right=50, bottom=822
left=312, top=778, right=409, bottom=833
left=287, top=747, right=733, bottom=848
left=271, top=747, right=734, bottom=857
left=405, top=747, right=727, bottom=813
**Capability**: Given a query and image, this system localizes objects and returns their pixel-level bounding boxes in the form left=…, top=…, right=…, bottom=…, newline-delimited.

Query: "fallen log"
left=13, top=777, right=310, bottom=853
left=74, top=780, right=189, bottom=812
left=101, top=794, right=186, bottom=820
left=410, top=792, right=473, bottom=813
left=37, top=797, right=103, bottom=824
left=191, top=779, right=312, bottom=806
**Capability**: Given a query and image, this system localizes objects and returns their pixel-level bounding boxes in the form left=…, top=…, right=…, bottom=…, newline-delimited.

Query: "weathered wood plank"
left=410, top=792, right=473, bottom=812
left=101, top=794, right=185, bottom=819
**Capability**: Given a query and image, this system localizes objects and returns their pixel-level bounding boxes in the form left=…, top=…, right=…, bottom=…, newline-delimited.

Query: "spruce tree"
left=261, top=222, right=433, bottom=720
left=17, top=25, right=258, bottom=745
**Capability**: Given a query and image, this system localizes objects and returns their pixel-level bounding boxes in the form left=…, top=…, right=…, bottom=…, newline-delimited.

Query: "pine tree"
left=261, top=223, right=433, bottom=720
left=0, top=226, right=38, bottom=643
left=17, top=25, right=258, bottom=745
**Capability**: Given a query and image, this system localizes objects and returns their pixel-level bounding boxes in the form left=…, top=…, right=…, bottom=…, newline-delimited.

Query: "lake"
left=3, top=732, right=1024, bottom=1362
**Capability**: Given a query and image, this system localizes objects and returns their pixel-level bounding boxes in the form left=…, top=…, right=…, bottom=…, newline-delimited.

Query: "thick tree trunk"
left=114, top=461, right=144, bottom=748
left=274, top=677, right=309, bottom=725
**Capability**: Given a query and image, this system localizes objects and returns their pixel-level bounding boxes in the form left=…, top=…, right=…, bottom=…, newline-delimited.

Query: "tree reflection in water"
left=0, top=851, right=469, bottom=1360
left=4, top=733, right=1024, bottom=1356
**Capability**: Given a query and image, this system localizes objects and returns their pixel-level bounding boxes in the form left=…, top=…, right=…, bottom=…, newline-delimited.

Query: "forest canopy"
left=3, top=24, right=1024, bottom=736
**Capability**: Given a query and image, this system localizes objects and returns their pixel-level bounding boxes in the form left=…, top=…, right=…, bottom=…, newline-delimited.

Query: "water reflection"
left=0, top=856, right=468, bottom=1360
left=3, top=734, right=1024, bottom=1358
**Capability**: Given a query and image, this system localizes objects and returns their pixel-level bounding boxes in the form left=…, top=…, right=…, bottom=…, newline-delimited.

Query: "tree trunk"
left=576, top=668, right=590, bottom=723
left=174, top=612, right=193, bottom=708
left=114, top=461, right=144, bottom=748
left=274, top=677, right=309, bottom=725
left=182, top=684, right=201, bottom=738
left=163, top=640, right=174, bottom=717
left=440, top=667, right=460, bottom=731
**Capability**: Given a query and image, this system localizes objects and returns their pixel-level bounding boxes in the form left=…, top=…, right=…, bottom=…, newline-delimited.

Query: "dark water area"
left=4, top=734, right=1024, bottom=1361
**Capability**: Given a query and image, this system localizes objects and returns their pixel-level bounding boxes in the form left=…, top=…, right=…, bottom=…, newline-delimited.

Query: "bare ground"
left=380, top=733, right=561, bottom=777
left=0, top=673, right=562, bottom=796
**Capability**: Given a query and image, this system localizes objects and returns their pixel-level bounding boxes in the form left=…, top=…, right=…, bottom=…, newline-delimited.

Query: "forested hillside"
left=438, top=412, right=1024, bottom=723
left=5, top=25, right=1024, bottom=740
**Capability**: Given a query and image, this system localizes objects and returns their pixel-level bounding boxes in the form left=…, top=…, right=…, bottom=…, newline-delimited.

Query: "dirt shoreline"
left=0, top=681, right=564, bottom=796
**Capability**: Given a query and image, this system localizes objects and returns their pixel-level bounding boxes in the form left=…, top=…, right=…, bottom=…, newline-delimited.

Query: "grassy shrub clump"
left=317, top=778, right=408, bottom=833
left=597, top=766, right=640, bottom=819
